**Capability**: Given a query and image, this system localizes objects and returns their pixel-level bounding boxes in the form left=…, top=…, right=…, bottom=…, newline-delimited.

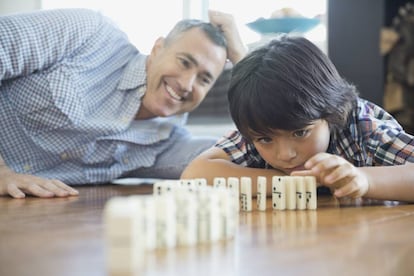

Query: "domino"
left=305, top=176, right=317, bottom=210
left=257, top=176, right=267, bottom=211
left=104, top=197, right=145, bottom=275
left=272, top=176, right=286, bottom=210
left=227, top=177, right=240, bottom=211
left=129, top=195, right=156, bottom=250
left=194, top=178, right=207, bottom=187
left=197, top=186, right=221, bottom=243
left=154, top=194, right=177, bottom=248
left=240, top=177, right=252, bottom=211
left=179, top=179, right=198, bottom=192
left=153, top=180, right=179, bottom=195
left=196, top=186, right=211, bottom=243
left=213, top=177, right=227, bottom=188
left=271, top=176, right=317, bottom=211
left=104, top=175, right=317, bottom=274
left=293, top=176, right=307, bottom=210
left=217, top=187, right=238, bottom=239
left=285, top=177, right=297, bottom=210
left=174, top=187, right=198, bottom=246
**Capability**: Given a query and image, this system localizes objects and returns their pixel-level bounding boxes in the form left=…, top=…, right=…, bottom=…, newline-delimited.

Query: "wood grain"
left=0, top=184, right=413, bottom=276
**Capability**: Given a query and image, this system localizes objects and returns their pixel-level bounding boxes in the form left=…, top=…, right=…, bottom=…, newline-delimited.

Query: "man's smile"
left=165, top=83, right=183, bottom=101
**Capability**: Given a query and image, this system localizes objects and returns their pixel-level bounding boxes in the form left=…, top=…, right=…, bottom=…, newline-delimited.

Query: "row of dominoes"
left=208, top=175, right=317, bottom=211
left=103, top=183, right=238, bottom=274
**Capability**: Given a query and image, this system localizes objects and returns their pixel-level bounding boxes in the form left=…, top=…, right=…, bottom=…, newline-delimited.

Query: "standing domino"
left=294, top=177, right=307, bottom=210
left=285, top=177, right=297, bottom=210
left=174, top=188, right=198, bottom=246
left=305, top=176, right=317, bottom=210
left=213, top=177, right=227, bottom=188
left=227, top=177, right=240, bottom=212
left=194, top=178, right=207, bottom=187
left=154, top=194, right=177, bottom=248
left=240, top=177, right=252, bottom=211
left=272, top=176, right=286, bottom=210
left=257, top=176, right=267, bottom=211
left=104, top=197, right=145, bottom=275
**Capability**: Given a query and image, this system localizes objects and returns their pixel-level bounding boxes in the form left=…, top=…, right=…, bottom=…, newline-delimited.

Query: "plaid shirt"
left=0, top=9, right=185, bottom=184
left=216, top=98, right=414, bottom=168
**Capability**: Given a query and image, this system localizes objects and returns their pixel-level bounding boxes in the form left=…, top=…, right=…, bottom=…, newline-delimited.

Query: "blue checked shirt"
left=216, top=98, right=414, bottom=168
left=0, top=9, right=186, bottom=184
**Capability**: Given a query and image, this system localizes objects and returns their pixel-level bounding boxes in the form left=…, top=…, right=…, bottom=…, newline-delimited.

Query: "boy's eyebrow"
left=179, top=52, right=214, bottom=80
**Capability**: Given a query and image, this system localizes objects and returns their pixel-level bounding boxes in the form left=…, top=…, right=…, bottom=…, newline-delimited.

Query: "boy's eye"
left=292, top=129, right=310, bottom=138
left=256, top=137, right=272, bottom=144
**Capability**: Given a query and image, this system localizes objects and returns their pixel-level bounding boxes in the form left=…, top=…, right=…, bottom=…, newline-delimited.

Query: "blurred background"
left=2, top=0, right=413, bottom=134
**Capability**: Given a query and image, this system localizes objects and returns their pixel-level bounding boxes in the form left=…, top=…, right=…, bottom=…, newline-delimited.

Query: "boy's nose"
left=275, top=143, right=296, bottom=162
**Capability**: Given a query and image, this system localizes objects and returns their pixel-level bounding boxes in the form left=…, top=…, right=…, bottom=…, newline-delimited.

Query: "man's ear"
left=150, top=37, right=165, bottom=56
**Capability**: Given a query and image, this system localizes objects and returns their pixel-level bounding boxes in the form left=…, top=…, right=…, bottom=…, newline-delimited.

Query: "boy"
left=181, top=35, right=414, bottom=202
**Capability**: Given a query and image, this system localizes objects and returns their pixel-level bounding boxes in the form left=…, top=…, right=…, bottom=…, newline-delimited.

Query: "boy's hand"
left=291, top=152, right=370, bottom=198
left=208, top=10, right=247, bottom=64
left=0, top=166, right=78, bottom=199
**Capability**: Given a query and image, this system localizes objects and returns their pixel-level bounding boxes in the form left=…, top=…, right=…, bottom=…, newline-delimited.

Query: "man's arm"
left=0, top=154, right=78, bottom=199
left=0, top=9, right=104, bottom=84
left=208, top=10, right=247, bottom=64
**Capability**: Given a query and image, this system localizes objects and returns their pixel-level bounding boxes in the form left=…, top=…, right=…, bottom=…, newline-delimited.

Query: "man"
left=0, top=8, right=246, bottom=198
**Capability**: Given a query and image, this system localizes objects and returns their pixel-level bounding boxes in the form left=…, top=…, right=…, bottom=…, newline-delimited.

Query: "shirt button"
left=123, top=157, right=129, bottom=164
left=121, top=117, right=129, bottom=123
left=23, top=164, right=31, bottom=172
left=61, top=153, right=68, bottom=160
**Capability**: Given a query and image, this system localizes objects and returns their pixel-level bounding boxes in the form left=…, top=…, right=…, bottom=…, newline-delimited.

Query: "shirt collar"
left=117, top=54, right=148, bottom=90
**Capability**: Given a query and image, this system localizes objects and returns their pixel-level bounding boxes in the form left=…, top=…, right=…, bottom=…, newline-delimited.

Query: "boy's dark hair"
left=228, top=35, right=358, bottom=141
left=165, top=19, right=227, bottom=50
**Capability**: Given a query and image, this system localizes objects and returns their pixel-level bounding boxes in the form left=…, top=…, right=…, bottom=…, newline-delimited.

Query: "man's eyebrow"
left=180, top=53, right=214, bottom=80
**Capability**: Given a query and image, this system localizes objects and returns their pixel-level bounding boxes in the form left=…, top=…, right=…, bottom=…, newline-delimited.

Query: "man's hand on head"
left=208, top=10, right=247, bottom=64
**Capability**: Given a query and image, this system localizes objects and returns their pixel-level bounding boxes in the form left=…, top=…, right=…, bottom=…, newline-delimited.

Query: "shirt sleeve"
left=215, top=130, right=266, bottom=168
left=361, top=101, right=414, bottom=165
left=0, top=8, right=104, bottom=85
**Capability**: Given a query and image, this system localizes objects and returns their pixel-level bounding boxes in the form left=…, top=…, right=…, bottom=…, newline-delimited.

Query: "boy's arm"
left=180, top=146, right=285, bottom=195
left=361, top=163, right=414, bottom=202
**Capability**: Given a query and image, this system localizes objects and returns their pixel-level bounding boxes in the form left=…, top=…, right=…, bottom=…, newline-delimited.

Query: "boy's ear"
left=150, top=37, right=165, bottom=57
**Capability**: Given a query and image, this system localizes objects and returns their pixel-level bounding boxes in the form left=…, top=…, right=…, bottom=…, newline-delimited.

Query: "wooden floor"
left=0, top=184, right=413, bottom=276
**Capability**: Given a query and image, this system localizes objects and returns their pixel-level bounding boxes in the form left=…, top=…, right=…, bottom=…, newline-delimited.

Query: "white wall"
left=0, top=0, right=41, bottom=15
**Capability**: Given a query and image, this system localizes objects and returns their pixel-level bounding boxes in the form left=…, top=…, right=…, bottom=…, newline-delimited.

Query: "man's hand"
left=0, top=166, right=79, bottom=199
left=291, top=152, right=370, bottom=199
left=208, top=10, right=247, bottom=64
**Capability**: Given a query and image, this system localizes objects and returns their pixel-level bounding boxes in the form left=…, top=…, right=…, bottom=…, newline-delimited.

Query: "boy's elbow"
left=181, top=157, right=204, bottom=179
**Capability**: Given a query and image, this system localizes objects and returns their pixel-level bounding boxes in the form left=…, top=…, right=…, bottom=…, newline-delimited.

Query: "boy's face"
left=251, top=119, right=330, bottom=175
left=140, top=27, right=227, bottom=119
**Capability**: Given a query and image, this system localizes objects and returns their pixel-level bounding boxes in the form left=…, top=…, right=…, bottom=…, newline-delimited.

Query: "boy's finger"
left=290, top=169, right=314, bottom=176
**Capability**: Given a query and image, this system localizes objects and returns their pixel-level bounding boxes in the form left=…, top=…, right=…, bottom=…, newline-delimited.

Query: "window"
left=42, top=0, right=327, bottom=54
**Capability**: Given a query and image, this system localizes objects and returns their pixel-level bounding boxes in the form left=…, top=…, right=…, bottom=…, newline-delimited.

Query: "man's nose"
left=178, top=72, right=196, bottom=92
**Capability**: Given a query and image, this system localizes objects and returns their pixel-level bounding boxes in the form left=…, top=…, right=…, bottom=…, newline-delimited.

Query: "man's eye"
left=179, top=58, right=190, bottom=68
left=293, top=129, right=310, bottom=138
left=199, top=76, right=211, bottom=86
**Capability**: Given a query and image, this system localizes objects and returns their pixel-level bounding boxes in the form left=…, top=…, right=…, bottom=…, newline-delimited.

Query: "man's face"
left=251, top=120, right=331, bottom=175
left=140, top=27, right=227, bottom=119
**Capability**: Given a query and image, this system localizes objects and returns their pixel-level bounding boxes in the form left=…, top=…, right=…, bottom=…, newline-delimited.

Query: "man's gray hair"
left=165, top=19, right=227, bottom=49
